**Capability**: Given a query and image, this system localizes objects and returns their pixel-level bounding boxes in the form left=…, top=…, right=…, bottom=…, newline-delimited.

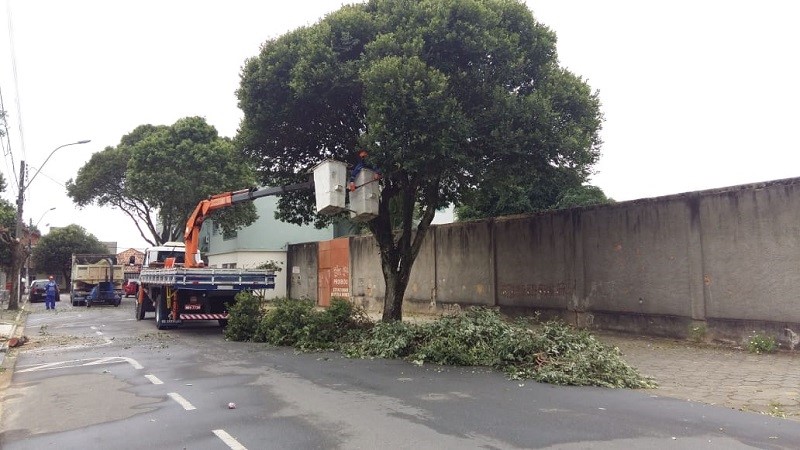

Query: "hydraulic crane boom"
left=183, top=180, right=315, bottom=268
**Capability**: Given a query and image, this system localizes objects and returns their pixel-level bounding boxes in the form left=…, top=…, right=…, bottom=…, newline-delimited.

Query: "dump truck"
left=70, top=254, right=125, bottom=306
left=135, top=161, right=348, bottom=329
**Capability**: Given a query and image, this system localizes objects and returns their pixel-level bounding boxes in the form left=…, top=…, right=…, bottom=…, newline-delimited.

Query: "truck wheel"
left=155, top=294, right=168, bottom=330
left=218, top=319, right=228, bottom=328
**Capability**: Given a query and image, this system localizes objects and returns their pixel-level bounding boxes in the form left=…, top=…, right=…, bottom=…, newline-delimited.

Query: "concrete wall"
left=288, top=177, right=800, bottom=344
left=286, top=242, right=320, bottom=302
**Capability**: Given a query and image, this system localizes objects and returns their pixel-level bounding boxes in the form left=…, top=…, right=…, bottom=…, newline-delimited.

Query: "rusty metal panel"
left=318, top=238, right=350, bottom=307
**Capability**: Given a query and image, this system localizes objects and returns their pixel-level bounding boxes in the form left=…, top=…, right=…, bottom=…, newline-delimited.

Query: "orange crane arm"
left=182, top=181, right=315, bottom=268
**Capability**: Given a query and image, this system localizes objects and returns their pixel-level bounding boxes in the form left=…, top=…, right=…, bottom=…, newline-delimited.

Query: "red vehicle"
left=123, top=279, right=140, bottom=297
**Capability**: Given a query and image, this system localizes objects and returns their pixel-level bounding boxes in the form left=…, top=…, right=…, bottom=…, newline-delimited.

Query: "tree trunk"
left=382, top=263, right=412, bottom=322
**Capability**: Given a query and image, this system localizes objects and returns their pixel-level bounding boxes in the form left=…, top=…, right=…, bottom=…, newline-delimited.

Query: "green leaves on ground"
left=227, top=295, right=654, bottom=389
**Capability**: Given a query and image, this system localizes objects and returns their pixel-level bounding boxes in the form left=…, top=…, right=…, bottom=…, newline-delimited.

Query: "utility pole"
left=6, top=140, right=90, bottom=310
left=9, top=160, right=25, bottom=310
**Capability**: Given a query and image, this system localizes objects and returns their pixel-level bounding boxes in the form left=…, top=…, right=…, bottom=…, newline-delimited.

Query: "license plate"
left=217, top=285, right=234, bottom=290
left=185, top=304, right=201, bottom=310
left=161, top=319, right=182, bottom=325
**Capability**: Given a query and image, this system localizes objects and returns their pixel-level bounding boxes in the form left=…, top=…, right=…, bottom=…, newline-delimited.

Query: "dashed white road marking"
left=168, top=392, right=197, bottom=411
left=213, top=429, right=248, bottom=450
left=145, top=374, right=164, bottom=385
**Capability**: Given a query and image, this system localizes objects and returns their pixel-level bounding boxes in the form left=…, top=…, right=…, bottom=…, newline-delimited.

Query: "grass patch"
left=227, top=294, right=655, bottom=389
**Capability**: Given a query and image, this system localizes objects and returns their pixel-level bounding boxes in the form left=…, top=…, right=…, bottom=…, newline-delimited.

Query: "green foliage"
left=67, top=117, right=257, bottom=246
left=256, top=298, right=316, bottom=346
left=228, top=299, right=653, bottom=388
left=255, top=260, right=283, bottom=272
left=253, top=297, right=369, bottom=350
left=237, top=0, right=603, bottom=320
left=554, top=185, right=614, bottom=210
left=747, top=333, right=777, bottom=354
left=689, top=324, right=707, bottom=343
left=224, top=292, right=264, bottom=342
left=30, top=224, right=107, bottom=283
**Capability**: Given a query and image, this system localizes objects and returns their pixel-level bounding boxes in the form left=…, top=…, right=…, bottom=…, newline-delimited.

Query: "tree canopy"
left=0, top=172, right=18, bottom=270
left=237, top=0, right=603, bottom=320
left=30, top=224, right=108, bottom=283
left=67, top=117, right=258, bottom=246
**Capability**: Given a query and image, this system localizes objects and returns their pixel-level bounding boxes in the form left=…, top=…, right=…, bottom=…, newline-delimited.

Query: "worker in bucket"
left=349, top=149, right=382, bottom=191
left=45, top=275, right=59, bottom=310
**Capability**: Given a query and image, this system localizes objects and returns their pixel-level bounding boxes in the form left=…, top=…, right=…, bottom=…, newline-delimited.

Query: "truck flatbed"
left=139, top=268, right=275, bottom=291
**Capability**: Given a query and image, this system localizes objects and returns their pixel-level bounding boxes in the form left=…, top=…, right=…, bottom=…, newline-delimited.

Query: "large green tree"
left=30, top=224, right=108, bottom=284
left=67, top=117, right=258, bottom=246
left=237, top=0, right=602, bottom=321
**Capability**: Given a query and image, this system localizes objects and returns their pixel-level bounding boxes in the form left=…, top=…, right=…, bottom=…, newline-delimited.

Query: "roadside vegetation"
left=226, top=294, right=655, bottom=389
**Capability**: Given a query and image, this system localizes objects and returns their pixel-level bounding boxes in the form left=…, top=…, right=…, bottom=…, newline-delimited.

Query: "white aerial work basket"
left=313, top=159, right=347, bottom=215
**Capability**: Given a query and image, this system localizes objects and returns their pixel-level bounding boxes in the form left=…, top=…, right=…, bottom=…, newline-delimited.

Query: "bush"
left=256, top=298, right=315, bottom=346
left=224, top=292, right=264, bottom=341
left=748, top=333, right=777, bottom=354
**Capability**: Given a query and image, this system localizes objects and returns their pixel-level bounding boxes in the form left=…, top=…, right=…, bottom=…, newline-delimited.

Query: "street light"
left=25, top=207, right=56, bottom=287
left=35, top=207, right=56, bottom=228
left=8, top=140, right=91, bottom=310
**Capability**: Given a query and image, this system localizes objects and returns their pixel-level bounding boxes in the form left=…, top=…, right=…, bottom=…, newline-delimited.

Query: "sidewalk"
left=0, top=306, right=24, bottom=368
left=596, top=331, right=800, bottom=420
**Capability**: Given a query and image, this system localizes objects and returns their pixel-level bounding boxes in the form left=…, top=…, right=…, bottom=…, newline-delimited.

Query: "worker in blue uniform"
left=45, top=276, right=59, bottom=310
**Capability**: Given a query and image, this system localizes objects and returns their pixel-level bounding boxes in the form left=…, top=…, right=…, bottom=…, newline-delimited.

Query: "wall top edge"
left=441, top=175, right=800, bottom=226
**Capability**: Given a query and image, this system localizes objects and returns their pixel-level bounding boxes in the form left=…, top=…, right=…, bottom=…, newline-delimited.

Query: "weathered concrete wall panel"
left=435, top=221, right=494, bottom=305
left=494, top=212, right=574, bottom=310
left=579, top=199, right=694, bottom=317
left=699, top=183, right=800, bottom=322
left=286, top=242, right=318, bottom=302
left=349, top=236, right=383, bottom=299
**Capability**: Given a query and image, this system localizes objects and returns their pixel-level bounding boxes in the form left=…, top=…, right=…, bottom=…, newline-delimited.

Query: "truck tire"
left=218, top=319, right=228, bottom=328
left=155, top=294, right=168, bottom=330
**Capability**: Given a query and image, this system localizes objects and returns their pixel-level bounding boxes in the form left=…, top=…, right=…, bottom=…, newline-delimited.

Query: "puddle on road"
left=0, top=373, right=161, bottom=438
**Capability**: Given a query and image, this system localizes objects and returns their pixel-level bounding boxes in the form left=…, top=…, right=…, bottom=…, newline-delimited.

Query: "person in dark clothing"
left=349, top=149, right=381, bottom=191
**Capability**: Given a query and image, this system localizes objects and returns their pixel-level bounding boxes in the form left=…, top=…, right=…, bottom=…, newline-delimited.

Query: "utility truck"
left=70, top=254, right=125, bottom=306
left=135, top=161, right=349, bottom=329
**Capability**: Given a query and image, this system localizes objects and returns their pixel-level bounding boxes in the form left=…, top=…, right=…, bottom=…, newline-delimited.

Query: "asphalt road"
left=1, top=297, right=800, bottom=449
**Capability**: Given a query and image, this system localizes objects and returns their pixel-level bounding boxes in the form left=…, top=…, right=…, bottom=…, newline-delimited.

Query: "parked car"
left=123, top=279, right=140, bottom=297
left=29, top=279, right=58, bottom=302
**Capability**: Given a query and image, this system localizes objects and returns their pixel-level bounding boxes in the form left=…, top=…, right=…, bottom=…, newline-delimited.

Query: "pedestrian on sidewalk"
left=45, top=276, right=59, bottom=310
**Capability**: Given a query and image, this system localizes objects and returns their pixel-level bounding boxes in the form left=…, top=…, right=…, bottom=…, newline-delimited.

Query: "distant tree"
left=237, top=0, right=602, bottom=321
left=30, top=224, right=108, bottom=284
left=456, top=176, right=613, bottom=220
left=67, top=117, right=258, bottom=246
left=554, top=185, right=613, bottom=209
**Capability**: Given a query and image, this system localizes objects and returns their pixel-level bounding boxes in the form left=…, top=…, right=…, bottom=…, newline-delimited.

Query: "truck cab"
left=142, top=242, right=202, bottom=268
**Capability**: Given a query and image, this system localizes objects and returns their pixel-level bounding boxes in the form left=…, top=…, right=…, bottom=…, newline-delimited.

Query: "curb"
left=0, top=305, right=25, bottom=368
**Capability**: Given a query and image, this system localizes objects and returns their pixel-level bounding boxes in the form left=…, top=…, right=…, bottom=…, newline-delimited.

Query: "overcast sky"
left=1, top=0, right=798, bottom=251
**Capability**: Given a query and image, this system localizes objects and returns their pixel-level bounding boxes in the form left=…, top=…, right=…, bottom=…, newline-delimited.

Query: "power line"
left=5, top=0, right=26, bottom=163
